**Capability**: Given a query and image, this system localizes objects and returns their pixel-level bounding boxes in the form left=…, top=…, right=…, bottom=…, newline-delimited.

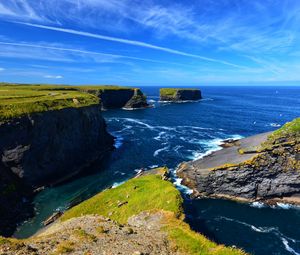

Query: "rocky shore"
left=177, top=118, right=300, bottom=204
left=160, top=88, right=202, bottom=102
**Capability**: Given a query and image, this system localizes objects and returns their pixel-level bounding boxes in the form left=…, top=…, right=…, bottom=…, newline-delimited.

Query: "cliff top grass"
left=0, top=83, right=137, bottom=121
left=263, top=117, right=300, bottom=147
left=60, top=170, right=245, bottom=255
left=61, top=172, right=184, bottom=223
left=160, top=88, right=200, bottom=96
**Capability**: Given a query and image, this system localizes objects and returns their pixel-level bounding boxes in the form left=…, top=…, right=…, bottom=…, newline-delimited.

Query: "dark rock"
left=0, top=105, right=114, bottom=236
left=178, top=134, right=300, bottom=202
left=160, top=88, right=202, bottom=102
left=123, top=89, right=149, bottom=109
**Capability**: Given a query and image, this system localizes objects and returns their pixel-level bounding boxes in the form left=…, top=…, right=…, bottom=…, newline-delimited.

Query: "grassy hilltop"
left=0, top=83, right=136, bottom=121
left=0, top=169, right=246, bottom=255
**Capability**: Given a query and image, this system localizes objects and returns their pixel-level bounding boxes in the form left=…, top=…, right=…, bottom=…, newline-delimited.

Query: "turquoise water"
left=14, top=86, right=300, bottom=255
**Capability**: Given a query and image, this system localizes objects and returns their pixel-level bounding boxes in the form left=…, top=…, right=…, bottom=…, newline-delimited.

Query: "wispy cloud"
left=44, top=75, right=63, bottom=79
left=17, top=22, right=245, bottom=68
left=0, top=41, right=179, bottom=65
left=0, top=67, right=5, bottom=71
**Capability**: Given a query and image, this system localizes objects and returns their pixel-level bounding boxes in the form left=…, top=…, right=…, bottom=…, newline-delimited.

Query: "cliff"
left=0, top=169, right=246, bottom=255
left=0, top=84, right=115, bottom=236
left=177, top=118, right=300, bottom=204
left=76, top=86, right=148, bottom=109
left=160, top=88, right=202, bottom=102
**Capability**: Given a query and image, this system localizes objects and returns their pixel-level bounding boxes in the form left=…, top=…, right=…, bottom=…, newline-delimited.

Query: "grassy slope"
left=268, top=117, right=300, bottom=141
left=61, top=173, right=245, bottom=255
left=0, top=83, right=136, bottom=121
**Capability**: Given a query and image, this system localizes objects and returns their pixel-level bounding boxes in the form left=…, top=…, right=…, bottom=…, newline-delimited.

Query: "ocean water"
left=14, top=86, right=300, bottom=255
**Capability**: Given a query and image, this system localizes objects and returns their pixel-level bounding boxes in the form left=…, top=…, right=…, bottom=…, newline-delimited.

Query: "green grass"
left=160, top=88, right=200, bottom=97
left=60, top=172, right=245, bottom=255
left=164, top=215, right=246, bottom=255
left=61, top=174, right=183, bottom=223
left=0, top=83, right=137, bottom=121
left=264, top=117, right=300, bottom=146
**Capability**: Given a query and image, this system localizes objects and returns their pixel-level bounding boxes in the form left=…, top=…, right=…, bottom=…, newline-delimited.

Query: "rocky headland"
left=160, top=88, right=202, bottom=102
left=0, top=83, right=149, bottom=236
left=0, top=169, right=245, bottom=255
left=177, top=118, right=300, bottom=204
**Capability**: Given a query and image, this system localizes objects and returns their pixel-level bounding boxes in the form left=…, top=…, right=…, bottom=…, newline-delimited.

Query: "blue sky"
left=0, top=0, right=299, bottom=86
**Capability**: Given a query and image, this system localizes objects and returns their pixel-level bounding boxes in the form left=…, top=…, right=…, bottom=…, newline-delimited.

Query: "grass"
left=60, top=172, right=245, bottom=255
left=164, top=214, right=246, bottom=255
left=61, top=174, right=183, bottom=223
left=261, top=117, right=300, bottom=148
left=160, top=88, right=199, bottom=97
left=0, top=83, right=137, bottom=121
left=269, top=117, right=300, bottom=139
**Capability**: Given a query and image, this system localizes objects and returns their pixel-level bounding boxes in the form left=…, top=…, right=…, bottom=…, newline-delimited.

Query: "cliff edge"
left=160, top=88, right=202, bottom=102
left=0, top=169, right=245, bottom=255
left=0, top=84, right=115, bottom=236
left=177, top=118, right=300, bottom=204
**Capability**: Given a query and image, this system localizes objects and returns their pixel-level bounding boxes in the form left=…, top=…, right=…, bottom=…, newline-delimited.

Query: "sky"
left=0, top=0, right=300, bottom=86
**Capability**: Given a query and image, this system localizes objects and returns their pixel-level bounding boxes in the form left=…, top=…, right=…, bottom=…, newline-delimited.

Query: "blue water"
left=14, top=86, right=300, bottom=255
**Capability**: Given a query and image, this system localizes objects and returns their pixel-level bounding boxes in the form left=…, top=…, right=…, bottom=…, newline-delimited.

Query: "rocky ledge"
left=160, top=88, right=202, bottom=102
left=177, top=118, right=300, bottom=205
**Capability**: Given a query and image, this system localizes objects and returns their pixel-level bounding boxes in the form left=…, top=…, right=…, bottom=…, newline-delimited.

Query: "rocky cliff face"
left=86, top=88, right=148, bottom=109
left=160, top=88, right=202, bottom=102
left=0, top=106, right=114, bottom=236
left=177, top=127, right=300, bottom=203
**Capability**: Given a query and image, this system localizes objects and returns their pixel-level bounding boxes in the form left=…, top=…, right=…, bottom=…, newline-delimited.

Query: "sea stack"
left=160, top=88, right=202, bottom=102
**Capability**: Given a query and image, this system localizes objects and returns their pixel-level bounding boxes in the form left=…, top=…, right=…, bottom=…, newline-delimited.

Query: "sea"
left=14, top=86, right=300, bottom=255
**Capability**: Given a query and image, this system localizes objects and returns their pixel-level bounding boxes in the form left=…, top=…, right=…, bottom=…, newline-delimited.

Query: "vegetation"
left=61, top=171, right=245, bottom=255
left=0, top=83, right=136, bottom=121
left=164, top=215, right=245, bottom=255
left=268, top=118, right=300, bottom=140
left=160, top=88, right=199, bottom=97
left=260, top=117, right=300, bottom=149
left=61, top=174, right=183, bottom=223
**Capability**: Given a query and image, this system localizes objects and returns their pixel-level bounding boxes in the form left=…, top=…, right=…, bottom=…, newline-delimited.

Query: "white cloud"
left=0, top=67, right=5, bottom=71
left=18, top=22, right=245, bottom=69
left=44, top=75, right=63, bottom=79
left=0, top=41, right=191, bottom=66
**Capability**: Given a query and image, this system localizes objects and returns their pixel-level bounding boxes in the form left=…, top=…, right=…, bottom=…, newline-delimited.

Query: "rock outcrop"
left=177, top=118, right=300, bottom=204
left=0, top=106, right=114, bottom=236
left=160, top=88, right=202, bottom=102
left=83, top=87, right=149, bottom=109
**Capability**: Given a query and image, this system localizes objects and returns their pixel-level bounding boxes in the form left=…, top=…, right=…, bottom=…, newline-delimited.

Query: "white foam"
left=113, top=135, right=123, bottom=149
left=250, top=202, right=266, bottom=208
left=281, top=238, right=300, bottom=255
left=148, top=164, right=159, bottom=169
left=173, top=176, right=193, bottom=195
left=270, top=123, right=281, bottom=127
left=148, top=99, right=156, bottom=103
left=111, top=181, right=125, bottom=188
left=154, top=131, right=167, bottom=141
left=153, top=146, right=169, bottom=157
left=276, top=203, right=293, bottom=209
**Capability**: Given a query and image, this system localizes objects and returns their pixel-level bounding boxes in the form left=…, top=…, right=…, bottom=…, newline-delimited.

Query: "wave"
left=153, top=146, right=169, bottom=157
left=250, top=202, right=266, bottom=208
left=269, top=123, right=281, bottom=127
left=282, top=238, right=300, bottom=255
left=173, top=176, right=193, bottom=195
left=111, top=181, right=125, bottom=188
left=217, top=216, right=300, bottom=254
